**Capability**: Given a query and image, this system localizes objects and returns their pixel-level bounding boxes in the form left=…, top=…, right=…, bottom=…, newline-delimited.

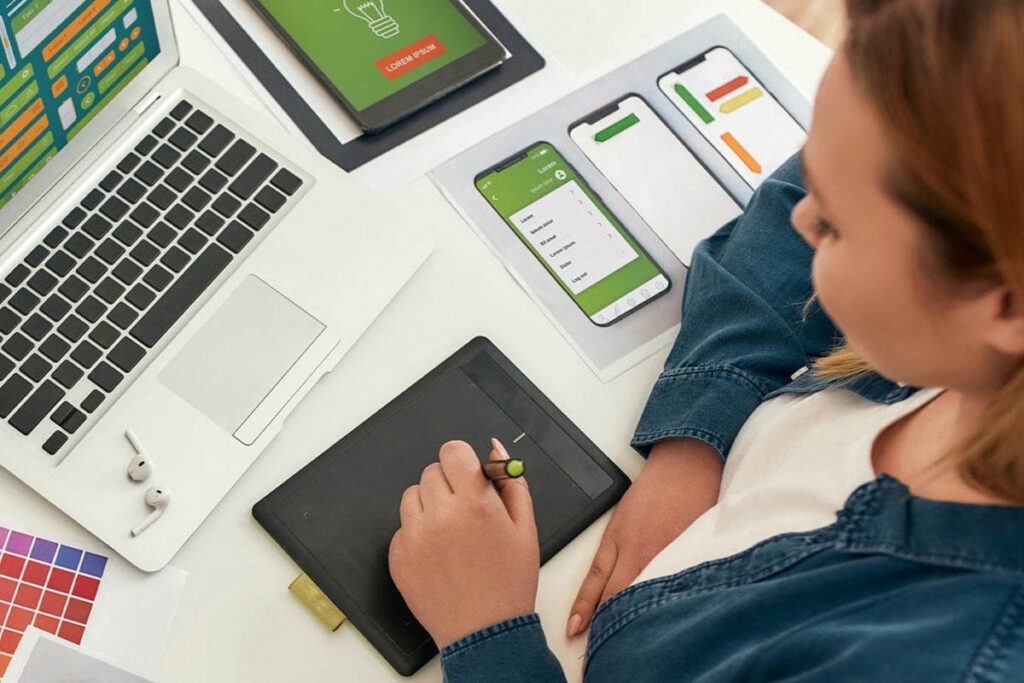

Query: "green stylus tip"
left=506, top=460, right=525, bottom=478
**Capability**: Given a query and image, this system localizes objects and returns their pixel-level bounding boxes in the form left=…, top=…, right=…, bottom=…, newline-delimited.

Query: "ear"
left=983, top=287, right=1024, bottom=356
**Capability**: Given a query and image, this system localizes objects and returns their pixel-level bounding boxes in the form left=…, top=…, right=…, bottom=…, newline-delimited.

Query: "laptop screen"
left=0, top=0, right=162, bottom=211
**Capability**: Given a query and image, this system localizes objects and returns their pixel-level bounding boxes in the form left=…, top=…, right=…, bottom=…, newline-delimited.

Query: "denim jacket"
left=440, top=156, right=1024, bottom=681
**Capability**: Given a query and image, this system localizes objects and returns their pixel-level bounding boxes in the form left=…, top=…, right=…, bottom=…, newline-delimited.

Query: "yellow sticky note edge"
left=289, top=573, right=347, bottom=632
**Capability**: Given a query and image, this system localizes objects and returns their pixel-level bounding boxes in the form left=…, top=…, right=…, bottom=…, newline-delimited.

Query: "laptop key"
left=199, top=169, right=228, bottom=194
left=21, top=354, right=51, bottom=382
left=9, top=289, right=39, bottom=315
left=216, top=140, right=255, bottom=176
left=130, top=203, right=160, bottom=228
left=166, top=204, right=195, bottom=230
left=76, top=296, right=107, bottom=323
left=270, top=169, right=302, bottom=195
left=108, top=303, right=138, bottom=330
left=52, top=362, right=84, bottom=390
left=25, top=245, right=48, bottom=267
left=238, top=204, right=270, bottom=231
left=45, top=251, right=75, bottom=277
left=65, top=233, right=95, bottom=258
left=143, top=265, right=173, bottom=291
left=217, top=222, right=253, bottom=254
left=89, top=321, right=119, bottom=349
left=166, top=168, right=193, bottom=193
left=135, top=135, right=158, bottom=156
left=126, top=284, right=156, bottom=310
left=81, top=189, right=104, bottom=210
left=44, top=227, right=68, bottom=248
left=160, top=247, right=190, bottom=273
left=117, top=178, right=146, bottom=203
left=100, top=196, right=129, bottom=221
left=88, top=362, right=123, bottom=392
left=27, top=270, right=57, bottom=296
left=254, top=186, right=286, bottom=213
left=95, top=277, right=125, bottom=304
left=0, top=355, right=12, bottom=382
left=5, top=264, right=29, bottom=287
left=0, top=374, right=31, bottom=418
left=113, top=259, right=143, bottom=285
left=182, top=187, right=211, bottom=211
left=51, top=401, right=74, bottom=426
left=9, top=380, right=64, bottom=435
left=117, top=153, right=141, bottom=174
left=153, top=117, right=175, bottom=138
left=199, top=124, right=234, bottom=156
left=71, top=341, right=101, bottom=368
left=57, top=315, right=88, bottom=343
left=100, top=171, right=123, bottom=192
left=63, top=207, right=87, bottom=229
left=108, top=337, right=145, bottom=373
left=169, top=128, right=198, bottom=152
left=185, top=110, right=213, bottom=134
left=39, top=335, right=70, bottom=362
left=150, top=223, right=176, bottom=247
left=81, top=390, right=104, bottom=413
left=229, top=154, right=277, bottom=199
left=182, top=150, right=210, bottom=175
left=212, top=193, right=241, bottom=217
left=130, top=241, right=159, bottom=266
left=196, top=210, right=224, bottom=236
left=153, top=144, right=181, bottom=169
left=96, top=239, right=126, bottom=265
left=61, top=408, right=86, bottom=434
left=148, top=185, right=175, bottom=210
left=42, top=431, right=68, bottom=455
left=40, top=296, right=71, bottom=322
left=135, top=160, right=163, bottom=186
left=82, top=214, right=112, bottom=240
left=22, top=313, right=52, bottom=340
left=0, top=307, right=19, bottom=334
left=178, top=229, right=207, bottom=255
left=131, top=244, right=231, bottom=348
left=3, top=333, right=32, bottom=360
left=58, top=275, right=88, bottom=302
left=170, top=101, right=193, bottom=120
left=76, top=256, right=106, bottom=283
left=113, top=221, right=143, bottom=246
left=0, top=284, right=9, bottom=303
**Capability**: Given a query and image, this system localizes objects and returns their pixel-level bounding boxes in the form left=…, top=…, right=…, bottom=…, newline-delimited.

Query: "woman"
left=389, top=0, right=1024, bottom=678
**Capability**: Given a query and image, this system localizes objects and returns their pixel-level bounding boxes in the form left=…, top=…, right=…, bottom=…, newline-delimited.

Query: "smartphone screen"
left=476, top=143, right=669, bottom=326
left=658, top=47, right=806, bottom=188
left=569, top=95, right=742, bottom=266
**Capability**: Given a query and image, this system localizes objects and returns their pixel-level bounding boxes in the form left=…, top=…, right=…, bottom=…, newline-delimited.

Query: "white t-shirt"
left=632, top=386, right=943, bottom=585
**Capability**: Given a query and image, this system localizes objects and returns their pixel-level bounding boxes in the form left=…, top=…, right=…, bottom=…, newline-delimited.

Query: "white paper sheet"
left=5, top=630, right=151, bottom=682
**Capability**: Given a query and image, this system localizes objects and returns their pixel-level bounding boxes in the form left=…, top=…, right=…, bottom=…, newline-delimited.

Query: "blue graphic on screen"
left=0, top=0, right=161, bottom=210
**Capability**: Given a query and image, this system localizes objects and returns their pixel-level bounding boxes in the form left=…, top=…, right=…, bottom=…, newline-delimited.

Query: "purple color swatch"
left=0, top=527, right=7, bottom=548
left=5, top=532, right=32, bottom=556
left=30, top=538, right=58, bottom=563
left=54, top=545, right=82, bottom=571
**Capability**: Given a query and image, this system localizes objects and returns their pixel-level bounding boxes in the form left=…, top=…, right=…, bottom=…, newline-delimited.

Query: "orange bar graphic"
left=0, top=115, right=49, bottom=174
left=52, top=75, right=68, bottom=97
left=0, top=99, right=44, bottom=152
left=43, top=0, right=113, bottom=62
left=94, top=50, right=115, bottom=76
left=721, top=132, right=762, bottom=174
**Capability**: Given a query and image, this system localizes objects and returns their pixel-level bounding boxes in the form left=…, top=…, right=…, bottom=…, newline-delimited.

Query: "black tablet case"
left=253, top=337, right=630, bottom=676
left=189, top=0, right=546, bottom=171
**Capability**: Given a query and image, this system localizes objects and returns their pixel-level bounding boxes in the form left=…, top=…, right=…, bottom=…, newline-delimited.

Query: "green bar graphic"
left=674, top=83, right=714, bottom=124
left=594, top=113, right=640, bottom=142
left=12, top=0, right=55, bottom=34
left=0, top=64, right=35, bottom=109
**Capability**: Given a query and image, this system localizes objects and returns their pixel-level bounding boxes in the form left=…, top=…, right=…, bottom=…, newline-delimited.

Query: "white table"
left=0, top=1, right=832, bottom=680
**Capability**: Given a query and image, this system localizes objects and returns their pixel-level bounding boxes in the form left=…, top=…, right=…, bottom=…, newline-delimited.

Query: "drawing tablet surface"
left=253, top=337, right=630, bottom=675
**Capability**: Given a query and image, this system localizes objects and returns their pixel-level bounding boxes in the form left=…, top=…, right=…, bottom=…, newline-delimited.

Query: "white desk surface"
left=0, top=1, right=832, bottom=680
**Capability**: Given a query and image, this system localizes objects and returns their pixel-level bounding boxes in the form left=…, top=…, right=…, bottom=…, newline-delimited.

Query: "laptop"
left=0, top=0, right=433, bottom=571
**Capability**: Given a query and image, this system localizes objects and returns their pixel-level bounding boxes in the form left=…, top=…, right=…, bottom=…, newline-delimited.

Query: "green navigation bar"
left=674, top=84, right=714, bottom=124
left=594, top=113, right=640, bottom=142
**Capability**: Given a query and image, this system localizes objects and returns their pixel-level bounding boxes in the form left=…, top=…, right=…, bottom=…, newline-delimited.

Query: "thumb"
left=490, top=438, right=535, bottom=530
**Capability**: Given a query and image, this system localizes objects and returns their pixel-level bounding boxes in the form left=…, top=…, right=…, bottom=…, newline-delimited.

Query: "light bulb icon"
left=343, top=0, right=400, bottom=39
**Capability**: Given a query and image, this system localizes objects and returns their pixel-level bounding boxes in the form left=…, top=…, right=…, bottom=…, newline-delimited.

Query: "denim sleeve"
left=441, top=614, right=567, bottom=683
left=631, top=154, right=840, bottom=460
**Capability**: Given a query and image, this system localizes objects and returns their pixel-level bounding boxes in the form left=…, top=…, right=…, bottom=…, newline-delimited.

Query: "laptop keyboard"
left=0, top=99, right=304, bottom=458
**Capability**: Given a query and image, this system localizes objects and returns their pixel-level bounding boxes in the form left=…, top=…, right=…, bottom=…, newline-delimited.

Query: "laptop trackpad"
left=159, top=276, right=336, bottom=445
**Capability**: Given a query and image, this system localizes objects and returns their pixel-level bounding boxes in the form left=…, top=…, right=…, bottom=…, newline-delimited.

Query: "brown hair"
left=815, top=0, right=1024, bottom=502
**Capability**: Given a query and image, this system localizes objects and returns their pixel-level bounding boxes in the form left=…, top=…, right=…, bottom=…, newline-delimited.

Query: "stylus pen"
left=484, top=438, right=525, bottom=480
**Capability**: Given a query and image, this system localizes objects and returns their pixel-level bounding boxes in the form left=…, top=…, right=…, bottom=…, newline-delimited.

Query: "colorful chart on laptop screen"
left=0, top=526, right=107, bottom=679
left=0, top=0, right=162, bottom=211
left=658, top=46, right=806, bottom=189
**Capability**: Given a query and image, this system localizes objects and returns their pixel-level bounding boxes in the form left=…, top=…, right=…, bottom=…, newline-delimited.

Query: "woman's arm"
left=632, top=153, right=839, bottom=461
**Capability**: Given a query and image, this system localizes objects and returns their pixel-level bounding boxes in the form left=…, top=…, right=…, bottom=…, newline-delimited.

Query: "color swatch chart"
left=658, top=46, right=806, bottom=189
left=0, top=526, right=106, bottom=678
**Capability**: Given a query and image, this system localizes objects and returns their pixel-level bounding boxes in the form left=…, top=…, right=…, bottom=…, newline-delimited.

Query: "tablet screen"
left=251, top=0, right=491, bottom=112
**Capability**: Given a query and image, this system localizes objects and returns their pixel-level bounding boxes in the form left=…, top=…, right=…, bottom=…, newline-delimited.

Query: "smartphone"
left=247, top=0, right=506, bottom=132
left=569, top=95, right=742, bottom=266
left=476, top=142, right=670, bottom=326
left=658, top=47, right=806, bottom=189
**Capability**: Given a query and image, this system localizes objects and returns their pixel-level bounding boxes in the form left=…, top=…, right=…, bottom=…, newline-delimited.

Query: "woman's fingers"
left=567, top=534, right=618, bottom=637
left=489, top=438, right=535, bottom=530
left=419, top=462, right=451, bottom=508
left=399, top=484, right=423, bottom=526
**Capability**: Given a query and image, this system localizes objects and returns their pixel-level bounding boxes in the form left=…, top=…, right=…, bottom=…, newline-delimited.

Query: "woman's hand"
left=566, top=438, right=723, bottom=637
left=389, top=440, right=540, bottom=649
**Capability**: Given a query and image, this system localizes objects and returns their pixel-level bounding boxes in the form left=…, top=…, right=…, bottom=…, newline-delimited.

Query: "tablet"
left=253, top=338, right=630, bottom=676
left=247, top=0, right=507, bottom=132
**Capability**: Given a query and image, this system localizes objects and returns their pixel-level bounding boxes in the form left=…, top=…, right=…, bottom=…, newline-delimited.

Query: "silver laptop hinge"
left=134, top=91, right=162, bottom=116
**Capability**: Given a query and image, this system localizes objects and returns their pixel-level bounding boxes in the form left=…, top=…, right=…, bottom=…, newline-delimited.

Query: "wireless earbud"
left=131, top=486, right=171, bottom=537
left=125, top=429, right=153, bottom=482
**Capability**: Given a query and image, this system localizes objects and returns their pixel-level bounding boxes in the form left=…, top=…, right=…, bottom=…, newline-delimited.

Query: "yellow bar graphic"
left=721, top=133, right=762, bottom=174
left=720, top=87, right=764, bottom=114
